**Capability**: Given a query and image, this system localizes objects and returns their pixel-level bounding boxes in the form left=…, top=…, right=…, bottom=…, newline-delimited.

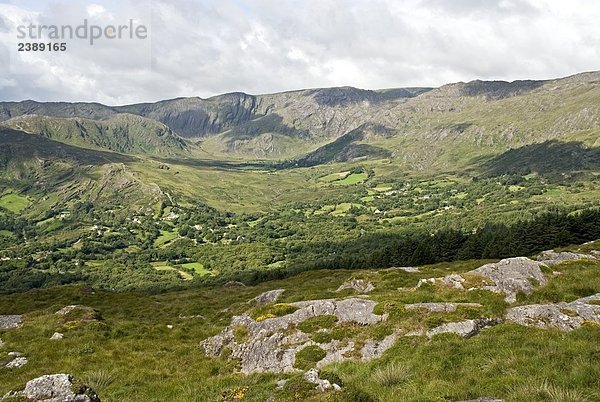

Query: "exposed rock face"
left=417, top=257, right=547, bottom=303
left=335, top=279, right=375, bottom=293
left=2, top=374, right=100, bottom=402
left=5, top=354, right=28, bottom=368
left=472, top=258, right=547, bottom=303
left=427, top=318, right=502, bottom=338
left=361, top=334, right=397, bottom=360
left=405, top=303, right=482, bottom=313
left=302, top=368, right=342, bottom=393
left=253, top=289, right=285, bottom=305
left=0, top=315, right=22, bottom=329
left=536, top=250, right=596, bottom=266
left=384, top=266, right=420, bottom=273
left=201, top=298, right=391, bottom=373
left=506, top=294, right=600, bottom=331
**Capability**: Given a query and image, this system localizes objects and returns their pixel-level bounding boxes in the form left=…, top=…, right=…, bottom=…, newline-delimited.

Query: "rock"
left=361, top=334, right=397, bottom=360
left=50, top=332, right=64, bottom=340
left=275, top=379, right=287, bottom=389
left=404, top=303, right=482, bottom=313
left=303, top=368, right=320, bottom=383
left=254, top=289, right=285, bottom=305
left=386, top=266, right=420, bottom=273
left=418, top=257, right=547, bottom=303
left=201, top=298, right=387, bottom=373
left=536, top=250, right=596, bottom=266
left=55, top=305, right=101, bottom=327
left=0, top=339, right=3, bottom=348
left=0, top=315, right=22, bottom=330
left=427, top=318, right=502, bottom=338
left=166, top=325, right=174, bottom=329
left=8, top=351, right=22, bottom=357
left=336, top=279, right=374, bottom=293
left=506, top=293, right=600, bottom=331
left=457, top=398, right=505, bottom=402
left=2, top=373, right=100, bottom=401
left=5, top=356, right=28, bottom=368
left=302, top=369, right=337, bottom=393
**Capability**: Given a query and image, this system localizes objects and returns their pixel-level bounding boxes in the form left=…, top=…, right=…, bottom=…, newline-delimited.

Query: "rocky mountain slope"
left=1, top=71, right=598, bottom=168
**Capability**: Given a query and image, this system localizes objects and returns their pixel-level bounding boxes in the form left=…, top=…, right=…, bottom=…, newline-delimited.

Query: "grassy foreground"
left=1, top=255, right=600, bottom=401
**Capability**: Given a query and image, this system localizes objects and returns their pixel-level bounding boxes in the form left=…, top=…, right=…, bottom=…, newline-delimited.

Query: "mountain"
left=0, top=71, right=599, bottom=168
left=0, top=114, right=189, bottom=157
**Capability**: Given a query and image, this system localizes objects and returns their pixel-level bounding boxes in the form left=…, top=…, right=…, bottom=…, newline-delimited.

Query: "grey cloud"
left=0, top=0, right=598, bottom=104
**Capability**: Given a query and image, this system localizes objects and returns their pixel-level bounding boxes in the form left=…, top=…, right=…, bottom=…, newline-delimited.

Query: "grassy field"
left=154, top=230, right=179, bottom=247
left=0, top=254, right=599, bottom=401
left=0, top=192, right=30, bottom=213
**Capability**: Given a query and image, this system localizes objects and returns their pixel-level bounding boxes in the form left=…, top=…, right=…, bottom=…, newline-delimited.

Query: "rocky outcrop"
left=0, top=315, right=22, bottom=329
left=336, top=279, right=375, bottom=293
left=536, top=250, right=596, bottom=266
left=5, top=351, right=28, bottom=368
left=1, top=374, right=100, bottom=401
left=302, top=368, right=342, bottom=392
left=201, top=298, right=391, bottom=373
left=427, top=318, right=502, bottom=338
left=405, top=303, right=482, bottom=313
left=417, top=257, right=547, bottom=303
left=506, top=294, right=600, bottom=331
left=361, top=333, right=398, bottom=360
left=253, top=289, right=285, bottom=305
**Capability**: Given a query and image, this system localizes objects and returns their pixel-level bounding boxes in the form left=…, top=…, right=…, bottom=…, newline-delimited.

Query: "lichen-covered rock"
left=361, top=333, right=397, bottom=360
left=417, top=257, right=547, bottom=303
left=0, top=315, right=22, bottom=330
left=336, top=279, right=375, bottom=293
left=2, top=373, right=100, bottom=401
left=253, top=289, right=285, bottom=305
left=201, top=298, right=389, bottom=373
left=427, top=318, right=502, bottom=338
left=536, top=250, right=596, bottom=266
left=5, top=355, right=27, bottom=368
left=302, top=368, right=341, bottom=393
left=405, top=303, right=482, bottom=313
left=506, top=293, right=600, bottom=331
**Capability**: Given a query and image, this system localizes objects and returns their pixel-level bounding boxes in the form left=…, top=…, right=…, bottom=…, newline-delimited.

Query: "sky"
left=0, top=0, right=599, bottom=105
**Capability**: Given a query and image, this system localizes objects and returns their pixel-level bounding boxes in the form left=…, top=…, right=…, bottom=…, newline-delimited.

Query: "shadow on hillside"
left=0, top=128, right=136, bottom=166
left=478, top=140, right=600, bottom=177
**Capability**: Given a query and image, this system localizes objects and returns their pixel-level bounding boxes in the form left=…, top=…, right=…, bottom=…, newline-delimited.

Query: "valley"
left=1, top=72, right=600, bottom=401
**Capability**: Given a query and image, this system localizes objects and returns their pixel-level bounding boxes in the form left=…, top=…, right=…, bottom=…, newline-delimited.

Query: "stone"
left=5, top=356, right=28, bottom=368
left=2, top=373, right=100, bottom=401
left=427, top=318, right=502, bottom=338
left=386, top=266, right=420, bottom=273
left=0, top=315, right=22, bottom=330
left=336, top=279, right=375, bottom=293
left=201, top=298, right=387, bottom=373
left=506, top=293, right=600, bottom=331
left=457, top=398, right=505, bottom=402
left=275, top=379, right=287, bottom=389
left=404, top=303, right=482, bottom=313
left=224, top=281, right=246, bottom=287
left=302, top=369, right=335, bottom=393
left=0, top=339, right=3, bottom=348
left=361, top=334, right=397, bottom=360
left=536, top=250, right=596, bottom=266
left=417, top=257, right=547, bottom=303
left=254, top=289, right=285, bottom=305
left=50, top=332, right=64, bottom=340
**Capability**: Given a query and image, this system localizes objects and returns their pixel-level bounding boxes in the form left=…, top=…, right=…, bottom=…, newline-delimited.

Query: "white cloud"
left=0, top=0, right=599, bottom=104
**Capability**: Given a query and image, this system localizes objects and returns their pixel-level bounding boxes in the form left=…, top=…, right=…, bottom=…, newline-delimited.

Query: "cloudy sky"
left=0, top=0, right=599, bottom=104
